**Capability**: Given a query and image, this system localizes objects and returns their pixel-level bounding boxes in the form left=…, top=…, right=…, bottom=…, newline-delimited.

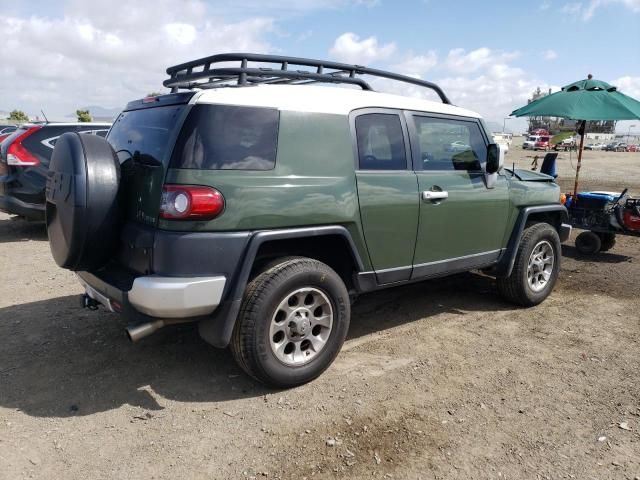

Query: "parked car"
left=534, top=136, right=550, bottom=150
left=605, top=142, right=627, bottom=151
left=553, top=137, right=577, bottom=151
left=531, top=128, right=549, bottom=136
left=627, top=144, right=639, bottom=152
left=585, top=143, right=605, bottom=150
left=492, top=133, right=510, bottom=155
left=45, top=53, right=570, bottom=387
left=615, top=143, right=628, bottom=152
left=0, top=125, right=17, bottom=135
left=446, top=140, right=471, bottom=152
left=0, top=122, right=110, bottom=219
left=0, top=125, right=18, bottom=144
left=523, top=135, right=541, bottom=149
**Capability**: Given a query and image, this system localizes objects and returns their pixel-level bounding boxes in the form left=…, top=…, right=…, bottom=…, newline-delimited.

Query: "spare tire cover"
left=46, top=132, right=121, bottom=271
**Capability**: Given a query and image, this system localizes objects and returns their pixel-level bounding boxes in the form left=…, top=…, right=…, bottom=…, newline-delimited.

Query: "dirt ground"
left=1, top=140, right=639, bottom=480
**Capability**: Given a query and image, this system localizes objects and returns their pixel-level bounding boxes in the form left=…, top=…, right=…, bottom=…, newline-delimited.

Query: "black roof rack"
left=164, top=53, right=451, bottom=104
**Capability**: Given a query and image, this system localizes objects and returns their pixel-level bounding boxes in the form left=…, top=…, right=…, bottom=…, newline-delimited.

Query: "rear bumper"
left=77, top=271, right=226, bottom=320
left=128, top=275, right=226, bottom=317
left=0, top=194, right=45, bottom=220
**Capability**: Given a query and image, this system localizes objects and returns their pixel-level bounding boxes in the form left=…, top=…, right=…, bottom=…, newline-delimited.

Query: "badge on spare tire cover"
left=46, top=132, right=121, bottom=271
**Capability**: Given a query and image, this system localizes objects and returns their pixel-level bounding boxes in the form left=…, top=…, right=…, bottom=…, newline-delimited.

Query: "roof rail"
left=163, top=53, right=451, bottom=104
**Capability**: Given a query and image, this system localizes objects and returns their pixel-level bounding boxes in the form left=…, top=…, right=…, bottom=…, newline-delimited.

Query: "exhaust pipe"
left=126, top=320, right=165, bottom=342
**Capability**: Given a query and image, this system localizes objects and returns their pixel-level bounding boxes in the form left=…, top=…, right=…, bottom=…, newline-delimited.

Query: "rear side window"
left=170, top=105, right=279, bottom=170
left=355, top=113, right=407, bottom=170
left=108, top=106, right=184, bottom=165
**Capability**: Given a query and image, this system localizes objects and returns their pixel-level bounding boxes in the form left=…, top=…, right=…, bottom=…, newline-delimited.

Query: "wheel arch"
left=493, top=205, right=568, bottom=278
left=198, top=225, right=365, bottom=348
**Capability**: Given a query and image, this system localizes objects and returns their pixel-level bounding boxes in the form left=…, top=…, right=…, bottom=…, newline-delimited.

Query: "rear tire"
left=497, top=223, right=561, bottom=307
left=597, top=232, right=616, bottom=252
left=230, top=257, right=350, bottom=388
left=575, top=231, right=601, bottom=254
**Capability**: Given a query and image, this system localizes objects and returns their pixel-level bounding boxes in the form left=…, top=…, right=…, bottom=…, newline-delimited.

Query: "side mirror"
left=485, top=143, right=505, bottom=189
left=486, top=143, right=505, bottom=174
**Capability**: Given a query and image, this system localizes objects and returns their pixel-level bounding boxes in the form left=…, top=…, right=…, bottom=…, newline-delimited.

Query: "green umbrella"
left=511, top=75, right=640, bottom=195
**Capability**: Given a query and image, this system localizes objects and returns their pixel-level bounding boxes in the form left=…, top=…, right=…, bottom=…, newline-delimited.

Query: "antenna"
left=41, top=110, right=49, bottom=123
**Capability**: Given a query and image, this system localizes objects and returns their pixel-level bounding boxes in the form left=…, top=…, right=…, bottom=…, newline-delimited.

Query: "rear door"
left=407, top=113, right=509, bottom=278
left=353, top=109, right=419, bottom=284
left=107, top=100, right=190, bottom=225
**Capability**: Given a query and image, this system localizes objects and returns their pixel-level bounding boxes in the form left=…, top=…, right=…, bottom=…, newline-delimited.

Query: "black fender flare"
left=198, top=225, right=365, bottom=348
left=493, top=205, right=569, bottom=278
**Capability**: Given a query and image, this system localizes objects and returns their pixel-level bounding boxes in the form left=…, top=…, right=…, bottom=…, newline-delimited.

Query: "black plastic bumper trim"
left=0, top=194, right=45, bottom=220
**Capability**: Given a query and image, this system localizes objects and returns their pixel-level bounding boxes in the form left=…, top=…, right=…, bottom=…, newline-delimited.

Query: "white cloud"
left=611, top=76, right=640, bottom=134
left=540, top=1, right=552, bottom=9
left=444, top=48, right=519, bottom=74
left=0, top=0, right=274, bottom=118
left=562, top=0, right=640, bottom=20
left=611, top=76, right=640, bottom=98
left=333, top=42, right=549, bottom=131
left=562, top=2, right=582, bottom=14
left=544, top=49, right=558, bottom=60
left=207, top=0, right=380, bottom=17
left=164, top=23, right=198, bottom=45
left=392, top=52, right=438, bottom=76
left=329, top=32, right=396, bottom=65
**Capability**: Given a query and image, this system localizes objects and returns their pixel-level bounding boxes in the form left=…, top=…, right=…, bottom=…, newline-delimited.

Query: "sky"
left=1, top=0, right=639, bottom=132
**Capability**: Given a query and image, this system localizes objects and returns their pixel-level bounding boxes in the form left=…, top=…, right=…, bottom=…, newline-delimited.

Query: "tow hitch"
left=81, top=293, right=100, bottom=310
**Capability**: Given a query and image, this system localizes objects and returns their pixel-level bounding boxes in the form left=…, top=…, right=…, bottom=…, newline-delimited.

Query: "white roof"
left=193, top=84, right=481, bottom=119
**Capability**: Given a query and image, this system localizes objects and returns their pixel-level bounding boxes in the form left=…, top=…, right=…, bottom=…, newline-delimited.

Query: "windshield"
left=107, top=105, right=185, bottom=165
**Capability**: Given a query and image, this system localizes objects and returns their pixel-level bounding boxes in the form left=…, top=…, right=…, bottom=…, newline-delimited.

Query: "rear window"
left=170, top=104, right=279, bottom=170
left=108, top=105, right=185, bottom=165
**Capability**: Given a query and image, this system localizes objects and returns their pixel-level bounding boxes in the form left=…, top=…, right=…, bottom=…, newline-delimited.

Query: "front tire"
left=230, top=257, right=350, bottom=388
left=498, top=223, right=561, bottom=307
left=575, top=231, right=601, bottom=254
left=597, top=232, right=616, bottom=252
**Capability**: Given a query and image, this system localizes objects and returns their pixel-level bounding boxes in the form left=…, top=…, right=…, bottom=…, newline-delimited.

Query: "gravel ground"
left=1, top=140, right=639, bottom=479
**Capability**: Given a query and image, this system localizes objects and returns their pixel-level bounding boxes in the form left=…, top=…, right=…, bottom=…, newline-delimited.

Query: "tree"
left=76, top=109, right=92, bottom=122
left=8, top=110, right=29, bottom=122
left=146, top=92, right=162, bottom=97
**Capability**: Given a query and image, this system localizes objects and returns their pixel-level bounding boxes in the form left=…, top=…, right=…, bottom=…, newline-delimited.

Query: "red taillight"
left=160, top=185, right=225, bottom=220
left=7, top=126, right=42, bottom=166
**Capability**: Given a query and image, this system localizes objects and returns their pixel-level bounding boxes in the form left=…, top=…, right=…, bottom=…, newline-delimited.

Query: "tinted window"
left=355, top=113, right=407, bottom=170
left=19, top=125, right=112, bottom=164
left=24, top=126, right=80, bottom=163
left=412, top=116, right=486, bottom=171
left=171, top=105, right=279, bottom=170
left=108, top=106, right=184, bottom=165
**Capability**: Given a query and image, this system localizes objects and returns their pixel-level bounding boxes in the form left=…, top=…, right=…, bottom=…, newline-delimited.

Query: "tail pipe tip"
left=126, top=320, right=165, bottom=342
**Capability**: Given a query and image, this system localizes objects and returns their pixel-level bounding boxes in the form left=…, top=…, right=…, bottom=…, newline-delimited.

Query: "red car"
left=534, top=136, right=550, bottom=150
left=531, top=128, right=549, bottom=136
left=626, top=144, right=639, bottom=152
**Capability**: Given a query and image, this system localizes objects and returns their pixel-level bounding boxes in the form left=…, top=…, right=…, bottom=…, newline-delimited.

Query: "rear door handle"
left=422, top=190, right=449, bottom=201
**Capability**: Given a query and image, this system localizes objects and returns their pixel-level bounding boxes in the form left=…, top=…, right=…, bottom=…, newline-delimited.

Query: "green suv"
left=45, top=53, right=570, bottom=387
